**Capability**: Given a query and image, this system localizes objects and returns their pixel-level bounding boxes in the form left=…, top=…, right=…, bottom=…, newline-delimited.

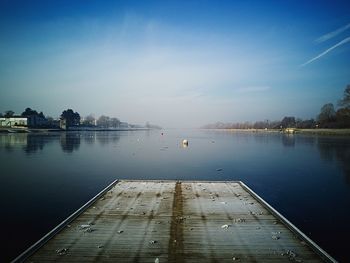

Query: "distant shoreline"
left=293, top=128, right=350, bottom=135
left=0, top=127, right=153, bottom=133
left=202, top=128, right=350, bottom=136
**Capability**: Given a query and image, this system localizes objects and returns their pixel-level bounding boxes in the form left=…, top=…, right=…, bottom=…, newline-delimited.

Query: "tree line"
left=317, top=85, right=350, bottom=128
left=0, top=108, right=123, bottom=129
left=203, top=84, right=350, bottom=129
left=202, top=118, right=317, bottom=130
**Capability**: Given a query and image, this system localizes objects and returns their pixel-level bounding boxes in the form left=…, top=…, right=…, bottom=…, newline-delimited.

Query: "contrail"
left=301, top=36, right=350, bottom=67
left=315, top=23, right=350, bottom=43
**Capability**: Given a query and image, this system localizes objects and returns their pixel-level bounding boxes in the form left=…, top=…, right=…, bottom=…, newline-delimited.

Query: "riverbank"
left=203, top=128, right=350, bottom=136
left=0, top=127, right=60, bottom=133
left=294, top=128, right=350, bottom=135
left=0, top=127, right=153, bottom=133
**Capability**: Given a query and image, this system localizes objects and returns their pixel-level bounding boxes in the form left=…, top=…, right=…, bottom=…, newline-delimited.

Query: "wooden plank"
left=16, top=180, right=335, bottom=263
left=180, top=182, right=325, bottom=263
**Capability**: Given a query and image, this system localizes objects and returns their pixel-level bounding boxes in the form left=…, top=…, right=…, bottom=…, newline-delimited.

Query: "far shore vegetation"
left=203, top=85, right=350, bottom=132
left=0, top=108, right=161, bottom=130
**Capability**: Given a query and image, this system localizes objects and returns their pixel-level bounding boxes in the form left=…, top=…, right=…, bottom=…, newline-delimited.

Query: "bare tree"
left=281, top=116, right=296, bottom=128
left=338, top=85, right=350, bottom=108
left=318, top=103, right=336, bottom=124
left=83, top=114, right=96, bottom=126
left=97, top=115, right=110, bottom=128
left=110, top=117, right=120, bottom=128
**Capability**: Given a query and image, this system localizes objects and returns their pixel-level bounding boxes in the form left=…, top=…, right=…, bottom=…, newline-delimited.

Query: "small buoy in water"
left=182, top=139, right=188, bottom=146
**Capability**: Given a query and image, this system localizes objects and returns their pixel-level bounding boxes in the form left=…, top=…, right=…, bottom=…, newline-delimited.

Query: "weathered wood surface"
left=26, top=181, right=330, bottom=262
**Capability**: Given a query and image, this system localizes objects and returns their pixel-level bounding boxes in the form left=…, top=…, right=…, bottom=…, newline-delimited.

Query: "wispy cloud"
left=301, top=36, right=350, bottom=67
left=315, top=23, right=350, bottom=43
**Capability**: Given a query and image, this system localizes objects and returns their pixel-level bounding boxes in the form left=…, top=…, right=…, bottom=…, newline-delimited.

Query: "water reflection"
left=317, top=138, right=334, bottom=162
left=0, top=133, right=27, bottom=149
left=0, top=132, right=349, bottom=182
left=60, top=133, right=80, bottom=153
left=278, top=134, right=350, bottom=181
left=1, top=130, right=350, bottom=261
left=294, top=135, right=316, bottom=145
left=96, top=132, right=120, bottom=145
left=206, top=131, right=350, bottom=182
left=253, top=133, right=271, bottom=144
left=282, top=134, right=295, bottom=147
left=25, top=134, right=57, bottom=154
left=82, top=132, right=96, bottom=145
left=317, top=137, right=350, bottom=182
left=0, top=131, right=120, bottom=154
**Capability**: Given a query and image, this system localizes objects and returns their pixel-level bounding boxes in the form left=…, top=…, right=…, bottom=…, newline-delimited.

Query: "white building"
left=0, top=117, right=28, bottom=127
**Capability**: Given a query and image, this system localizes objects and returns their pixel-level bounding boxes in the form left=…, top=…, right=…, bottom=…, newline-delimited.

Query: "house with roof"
left=0, top=116, right=28, bottom=127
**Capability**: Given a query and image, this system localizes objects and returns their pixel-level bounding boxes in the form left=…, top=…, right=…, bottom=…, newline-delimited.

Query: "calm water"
left=1, top=130, right=350, bottom=262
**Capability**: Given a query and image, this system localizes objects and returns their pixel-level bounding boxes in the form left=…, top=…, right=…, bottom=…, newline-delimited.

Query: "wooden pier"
left=15, top=180, right=336, bottom=262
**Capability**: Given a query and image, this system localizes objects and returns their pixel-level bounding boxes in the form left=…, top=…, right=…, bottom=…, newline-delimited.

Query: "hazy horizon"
left=1, top=0, right=350, bottom=128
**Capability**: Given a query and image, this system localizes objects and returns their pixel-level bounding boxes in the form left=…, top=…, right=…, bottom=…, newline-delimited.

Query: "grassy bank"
left=204, top=128, right=350, bottom=136
left=294, top=128, right=350, bottom=135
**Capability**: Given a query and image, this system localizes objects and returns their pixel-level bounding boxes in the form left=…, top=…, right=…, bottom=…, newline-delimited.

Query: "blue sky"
left=1, top=0, right=350, bottom=127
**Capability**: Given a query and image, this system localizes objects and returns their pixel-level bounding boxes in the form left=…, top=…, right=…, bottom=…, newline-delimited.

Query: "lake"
left=1, top=130, right=349, bottom=262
